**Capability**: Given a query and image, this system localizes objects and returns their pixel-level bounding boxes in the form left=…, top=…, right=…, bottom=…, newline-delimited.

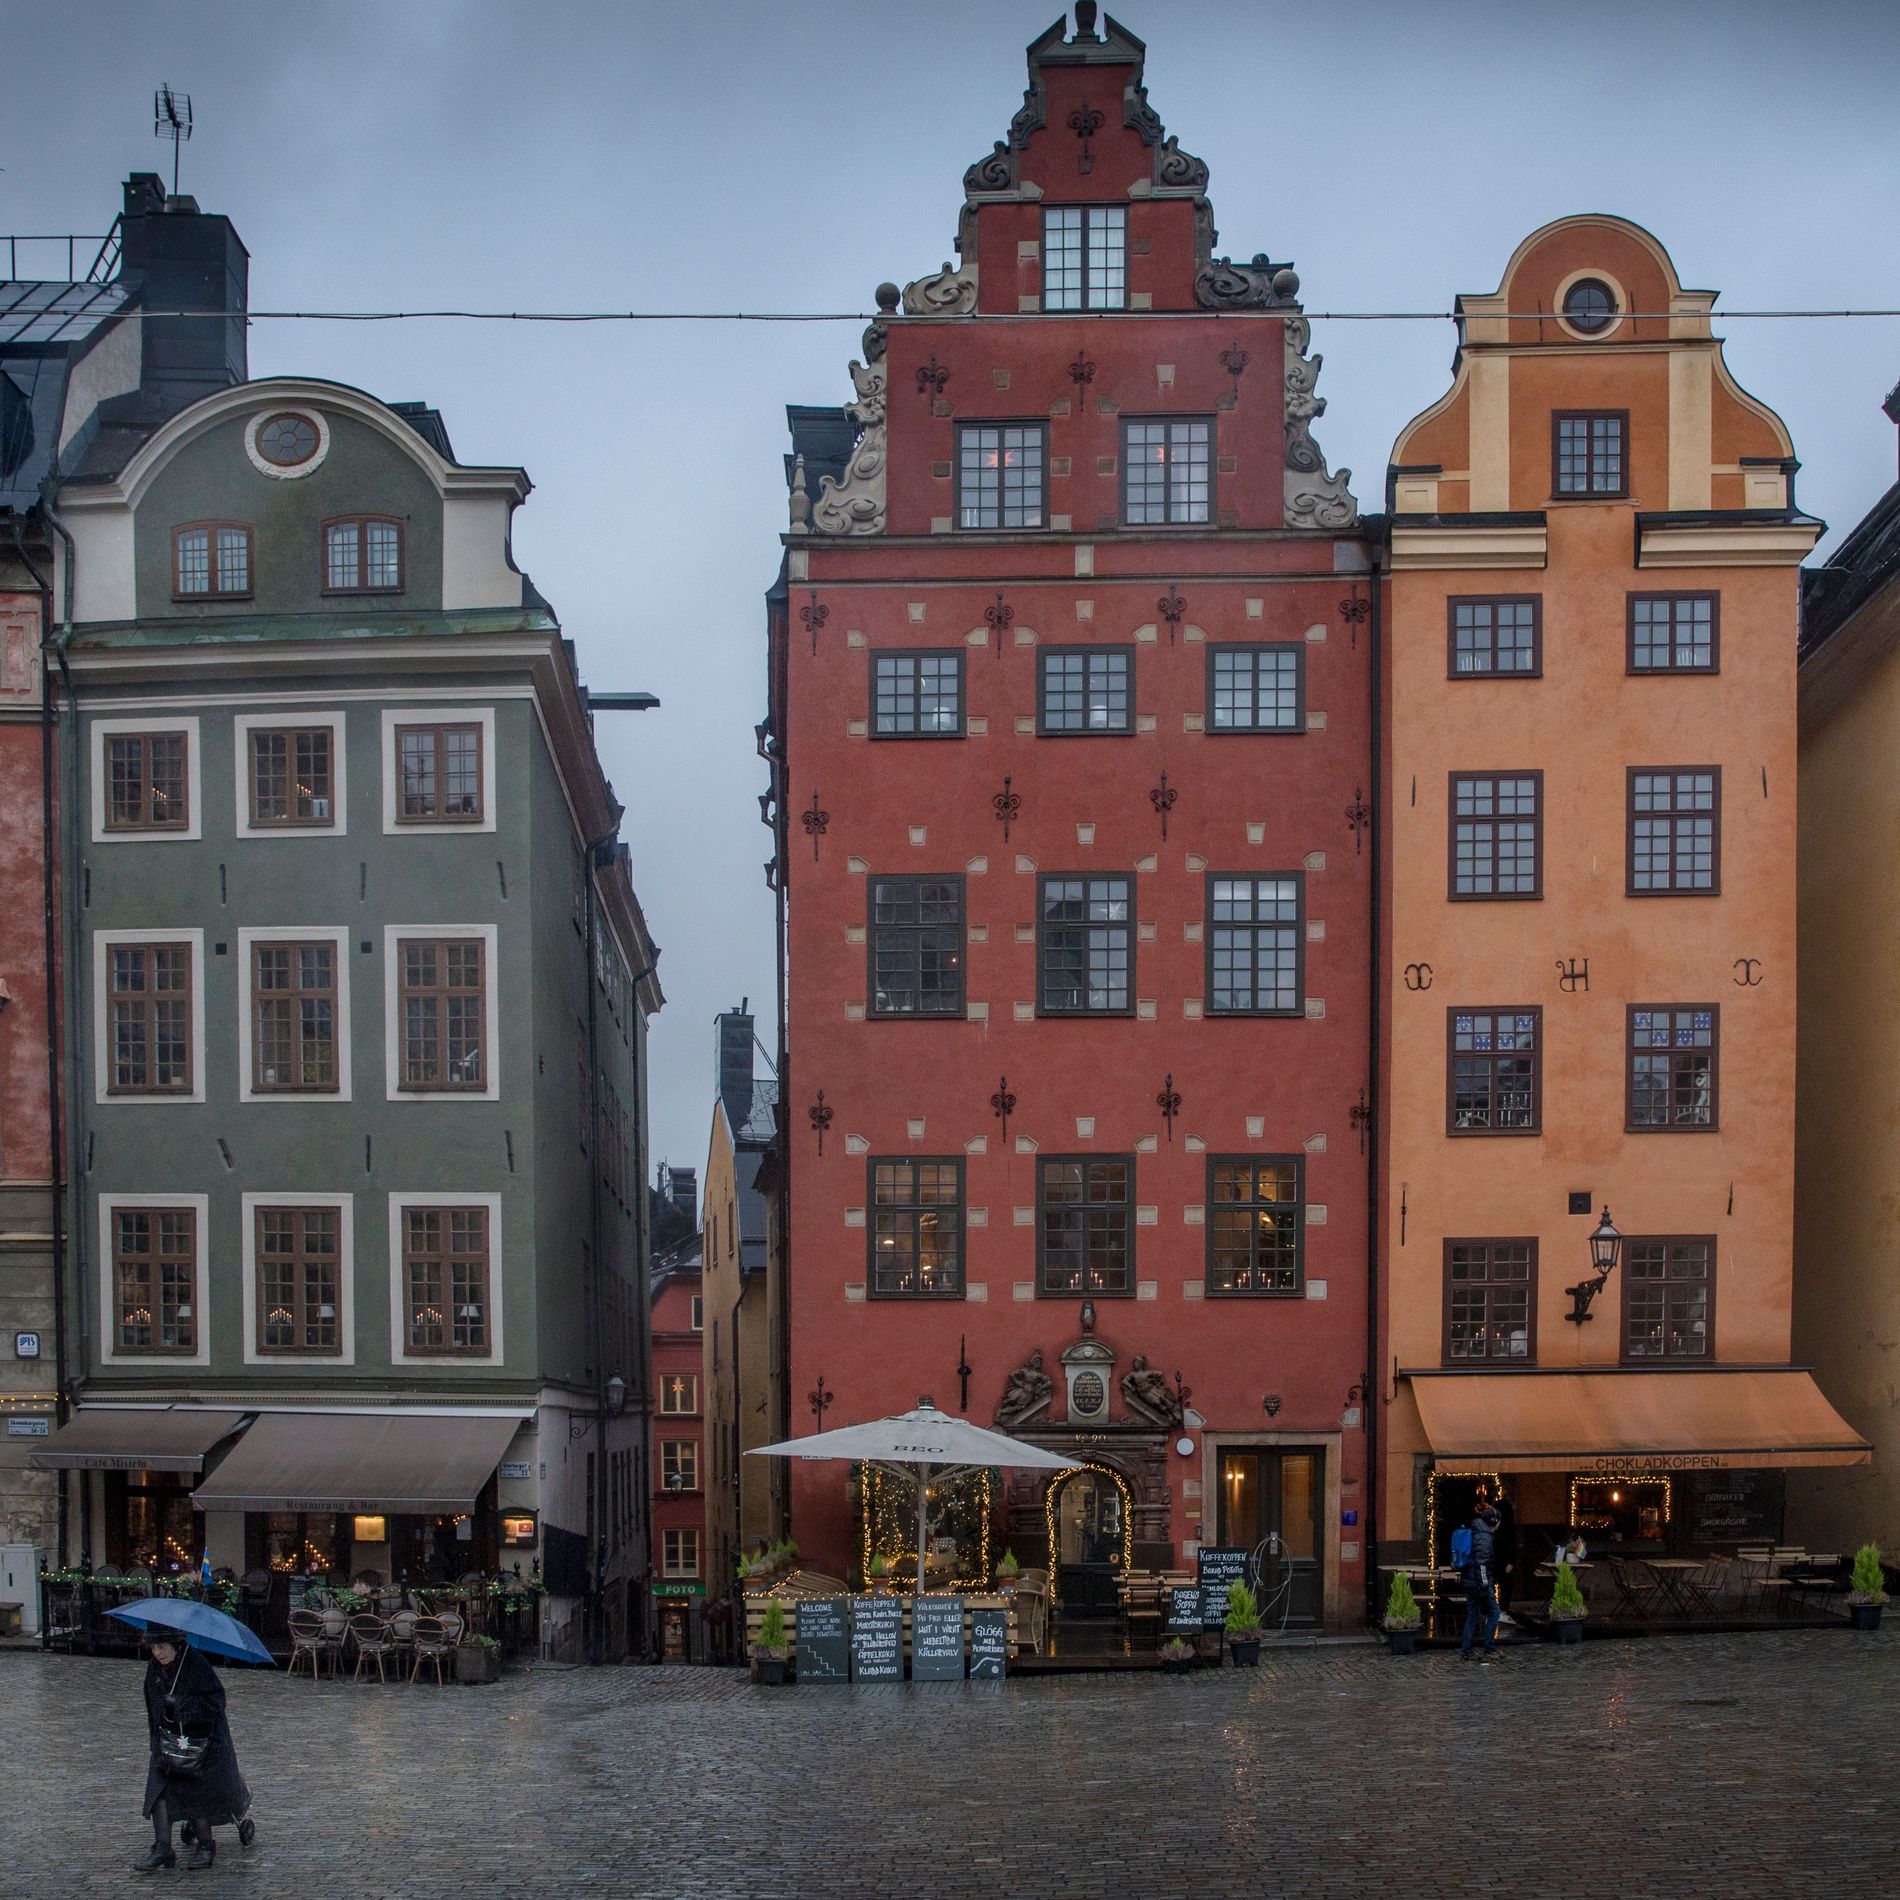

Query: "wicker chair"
left=287, top=1609, right=327, bottom=1680
left=349, top=1613, right=394, bottom=1683
left=409, top=1615, right=454, bottom=1685
left=317, top=1606, right=350, bottom=1675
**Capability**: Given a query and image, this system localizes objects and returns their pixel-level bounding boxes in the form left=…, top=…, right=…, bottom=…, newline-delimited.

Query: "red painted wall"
left=650, top=1271, right=706, bottom=1581
left=0, top=594, right=52, bottom=1185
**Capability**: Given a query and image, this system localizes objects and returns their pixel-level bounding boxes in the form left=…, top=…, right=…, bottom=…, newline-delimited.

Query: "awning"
left=190, top=1412, right=523, bottom=1514
left=1411, top=1370, right=1871, bottom=1475
left=29, top=1407, right=245, bottom=1474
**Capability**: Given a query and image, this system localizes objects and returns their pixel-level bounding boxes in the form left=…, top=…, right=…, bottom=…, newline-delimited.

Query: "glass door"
left=1217, top=1448, right=1324, bottom=1626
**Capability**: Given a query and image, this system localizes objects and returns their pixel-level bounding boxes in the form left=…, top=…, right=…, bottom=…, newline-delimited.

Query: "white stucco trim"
left=1552, top=266, right=1630, bottom=343
left=386, top=1190, right=505, bottom=1368
left=380, top=705, right=497, bottom=835
left=235, top=926, right=354, bottom=1104
left=232, top=710, right=349, bottom=838
left=91, top=927, right=206, bottom=1106
left=97, top=1192, right=212, bottom=1369
left=382, top=923, right=502, bottom=1102
left=88, top=713, right=202, bottom=843
left=240, top=1191, right=357, bottom=1368
left=243, top=405, right=332, bottom=480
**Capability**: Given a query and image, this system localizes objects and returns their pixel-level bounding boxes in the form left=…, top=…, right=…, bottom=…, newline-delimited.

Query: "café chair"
left=409, top=1615, right=455, bottom=1685
left=286, top=1609, right=327, bottom=1681
left=348, top=1613, right=394, bottom=1683
left=387, top=1608, right=421, bottom=1674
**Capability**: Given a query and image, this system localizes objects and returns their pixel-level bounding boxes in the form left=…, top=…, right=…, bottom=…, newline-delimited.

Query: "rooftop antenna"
left=153, top=84, right=192, bottom=196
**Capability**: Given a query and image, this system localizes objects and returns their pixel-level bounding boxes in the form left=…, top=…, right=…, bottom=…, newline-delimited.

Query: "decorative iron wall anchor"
left=1219, top=343, right=1250, bottom=397
left=801, top=789, right=830, bottom=861
left=1156, top=1074, right=1182, bottom=1142
left=808, top=1090, right=834, bottom=1155
left=1157, top=584, right=1186, bottom=643
left=985, top=591, right=1015, bottom=657
left=957, top=1337, right=972, bottom=1413
left=1345, top=787, right=1370, bottom=852
left=1069, top=352, right=1096, bottom=387
left=1734, top=958, right=1762, bottom=987
left=1349, top=1087, right=1370, bottom=1154
left=1339, top=586, right=1370, bottom=647
left=1150, top=770, right=1177, bottom=840
left=993, top=773, right=1021, bottom=842
left=1403, top=962, right=1433, bottom=992
left=991, top=1075, right=1017, bottom=1146
left=808, top=1374, right=833, bottom=1423
left=1556, top=958, right=1590, bottom=993
left=800, top=589, right=828, bottom=655
left=1068, top=99, right=1104, bottom=173
left=916, top=353, right=949, bottom=401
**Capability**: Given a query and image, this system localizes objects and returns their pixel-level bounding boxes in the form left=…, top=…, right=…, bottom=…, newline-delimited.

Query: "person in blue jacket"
left=1460, top=1506, right=1503, bottom=1661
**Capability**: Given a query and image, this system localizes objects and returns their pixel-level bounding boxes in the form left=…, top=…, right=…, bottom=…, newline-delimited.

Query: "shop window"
left=1443, top=1238, right=1536, bottom=1364
left=1207, top=1157, right=1302, bottom=1294
left=869, top=1157, right=965, bottom=1298
left=1038, top=874, right=1132, bottom=1015
left=1037, top=1156, right=1133, bottom=1296
left=1627, top=1005, right=1718, bottom=1131
left=1448, top=1007, right=1540, bottom=1133
left=1570, top=1477, right=1670, bottom=1548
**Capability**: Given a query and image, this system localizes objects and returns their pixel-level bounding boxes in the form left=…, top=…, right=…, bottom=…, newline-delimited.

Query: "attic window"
left=1561, top=279, right=1617, bottom=336
left=258, top=413, right=319, bottom=467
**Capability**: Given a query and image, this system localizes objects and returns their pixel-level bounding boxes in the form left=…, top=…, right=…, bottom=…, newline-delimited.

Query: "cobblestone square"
left=3, top=1631, right=1893, bottom=1899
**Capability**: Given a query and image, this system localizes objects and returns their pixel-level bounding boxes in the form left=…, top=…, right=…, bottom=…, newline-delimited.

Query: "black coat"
left=142, top=1647, right=250, bottom=1827
left=1462, top=1520, right=1497, bottom=1585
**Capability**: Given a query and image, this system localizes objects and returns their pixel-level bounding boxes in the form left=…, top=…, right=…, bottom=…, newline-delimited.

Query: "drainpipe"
left=1363, top=534, right=1386, bottom=1622
left=11, top=521, right=68, bottom=1564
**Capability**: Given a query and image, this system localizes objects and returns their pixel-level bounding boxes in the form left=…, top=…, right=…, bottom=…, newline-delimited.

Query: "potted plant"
left=456, top=1632, right=502, bottom=1684
left=995, top=1549, right=1021, bottom=1593
left=1224, top=1582, right=1263, bottom=1667
left=751, top=1598, right=792, bottom=1686
left=1159, top=1636, right=1196, bottom=1676
left=1547, top=1561, right=1588, bottom=1645
left=1382, top=1572, right=1422, bottom=1655
left=1847, top=1543, right=1888, bottom=1632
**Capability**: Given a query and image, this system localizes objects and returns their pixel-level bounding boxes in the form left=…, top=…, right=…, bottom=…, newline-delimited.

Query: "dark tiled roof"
left=1801, top=479, right=1900, bottom=662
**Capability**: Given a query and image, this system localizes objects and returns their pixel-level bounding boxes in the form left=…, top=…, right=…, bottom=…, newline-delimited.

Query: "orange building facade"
left=1377, top=216, right=1866, bottom=1581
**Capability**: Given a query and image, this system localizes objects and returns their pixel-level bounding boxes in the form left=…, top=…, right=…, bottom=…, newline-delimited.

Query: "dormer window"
left=324, top=516, right=404, bottom=594
left=1043, top=206, right=1126, bottom=311
left=173, top=523, right=252, bottom=600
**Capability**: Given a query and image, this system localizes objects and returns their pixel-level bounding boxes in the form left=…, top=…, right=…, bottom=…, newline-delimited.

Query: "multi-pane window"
left=872, top=652, right=963, bottom=737
left=1628, top=1006, right=1718, bottom=1131
left=256, top=1205, right=341, bottom=1354
left=323, top=516, right=403, bottom=593
left=1444, top=1239, right=1536, bottom=1364
left=1629, top=593, right=1718, bottom=673
left=173, top=523, right=252, bottom=599
left=1629, top=769, right=1719, bottom=894
left=1042, top=205, right=1126, bottom=312
left=658, top=1373, right=700, bottom=1415
left=1451, top=773, right=1541, bottom=899
left=1208, top=646, right=1303, bottom=733
left=398, top=937, right=486, bottom=1089
left=1124, top=419, right=1212, bottom=525
left=660, top=1440, right=700, bottom=1490
left=109, top=943, right=192, bottom=1094
left=1207, top=1158, right=1302, bottom=1295
left=869, top=876, right=964, bottom=1018
left=249, top=727, right=334, bottom=826
left=1449, top=597, right=1541, bottom=677
left=1038, top=874, right=1132, bottom=1015
left=1207, top=874, right=1301, bottom=1015
left=1038, top=1157, right=1133, bottom=1296
left=1039, top=647, right=1131, bottom=734
left=663, top=1528, right=701, bottom=1578
left=252, top=941, right=337, bottom=1092
left=957, top=423, right=1046, bottom=530
left=1553, top=410, right=1627, bottom=497
left=106, top=732, right=189, bottom=832
left=396, top=722, right=483, bottom=823
left=1449, top=1008, right=1540, bottom=1133
left=1623, top=1238, right=1713, bottom=1361
left=114, top=1206, right=197, bottom=1354
left=401, top=1204, right=489, bottom=1355
left=869, top=1158, right=964, bottom=1298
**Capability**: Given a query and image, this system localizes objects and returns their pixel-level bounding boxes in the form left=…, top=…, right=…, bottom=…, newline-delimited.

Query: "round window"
left=256, top=412, right=320, bottom=467
left=1562, top=278, right=1618, bottom=335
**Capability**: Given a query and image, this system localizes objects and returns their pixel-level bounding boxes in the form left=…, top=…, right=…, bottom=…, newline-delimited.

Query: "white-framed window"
left=92, top=928, right=206, bottom=1106
left=386, top=1191, right=504, bottom=1367
left=689, top=1294, right=704, bottom=1332
left=380, top=706, right=497, bottom=835
left=382, top=924, right=500, bottom=1102
left=660, top=1439, right=699, bottom=1491
left=89, top=715, right=202, bottom=844
left=241, top=1191, right=356, bottom=1367
left=663, top=1528, right=701, bottom=1578
left=98, top=1192, right=210, bottom=1368
left=237, top=926, right=353, bottom=1104
left=233, top=711, right=348, bottom=837
left=658, top=1372, right=699, bottom=1415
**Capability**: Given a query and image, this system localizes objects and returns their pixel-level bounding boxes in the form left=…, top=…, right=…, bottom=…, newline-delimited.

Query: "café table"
left=1642, top=1557, right=1706, bottom=1617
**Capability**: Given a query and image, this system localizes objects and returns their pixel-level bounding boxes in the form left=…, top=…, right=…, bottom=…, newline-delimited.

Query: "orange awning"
left=1411, top=1370, right=1870, bottom=1475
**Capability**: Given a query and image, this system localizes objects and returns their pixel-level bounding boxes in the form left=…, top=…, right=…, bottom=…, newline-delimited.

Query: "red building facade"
left=650, top=1247, right=707, bottom=1655
left=767, top=11, right=1374, bottom=1627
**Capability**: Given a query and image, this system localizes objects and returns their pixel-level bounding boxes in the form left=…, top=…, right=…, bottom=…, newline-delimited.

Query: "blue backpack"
left=1449, top=1525, right=1473, bottom=1569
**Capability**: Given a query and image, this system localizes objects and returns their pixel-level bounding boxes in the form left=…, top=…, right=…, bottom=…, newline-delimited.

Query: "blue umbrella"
left=106, top=1597, right=276, bottom=1666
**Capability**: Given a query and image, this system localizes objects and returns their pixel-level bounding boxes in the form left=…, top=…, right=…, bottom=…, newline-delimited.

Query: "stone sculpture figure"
left=995, top=1348, right=1053, bottom=1428
left=1119, top=1355, right=1181, bottom=1428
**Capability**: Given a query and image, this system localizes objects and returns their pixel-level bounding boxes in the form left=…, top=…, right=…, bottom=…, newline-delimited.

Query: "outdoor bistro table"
left=1642, top=1558, right=1707, bottom=1617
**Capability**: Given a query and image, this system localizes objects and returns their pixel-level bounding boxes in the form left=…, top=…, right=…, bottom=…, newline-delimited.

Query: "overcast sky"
left=9, top=0, right=1898, bottom=1185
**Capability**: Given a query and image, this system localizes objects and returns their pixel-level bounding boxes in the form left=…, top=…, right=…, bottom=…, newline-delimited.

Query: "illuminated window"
left=1623, top=1238, right=1713, bottom=1360
left=869, top=1158, right=964, bottom=1298
left=659, top=1373, right=699, bottom=1415
left=249, top=726, right=334, bottom=826
left=1038, top=1157, right=1132, bottom=1296
left=1207, top=1158, right=1302, bottom=1294
left=660, top=1440, right=700, bottom=1490
left=114, top=1206, right=197, bottom=1354
left=401, top=1204, right=489, bottom=1355
left=256, top=1205, right=340, bottom=1354
left=106, top=731, right=189, bottom=832
left=1444, top=1239, right=1536, bottom=1364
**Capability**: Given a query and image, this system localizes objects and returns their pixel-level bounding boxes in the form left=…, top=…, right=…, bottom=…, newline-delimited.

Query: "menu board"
left=1166, top=1584, right=1204, bottom=1632
left=910, top=1594, right=965, bottom=1681
left=969, top=1608, right=1008, bottom=1680
left=850, top=1594, right=904, bottom=1682
left=1197, top=1548, right=1250, bottom=1628
left=1684, top=1469, right=1785, bottom=1546
left=795, top=1598, right=851, bottom=1684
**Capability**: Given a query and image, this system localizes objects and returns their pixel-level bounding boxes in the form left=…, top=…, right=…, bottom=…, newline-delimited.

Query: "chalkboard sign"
left=286, top=1577, right=308, bottom=1612
left=911, top=1594, right=965, bottom=1681
left=1197, top=1547, right=1250, bottom=1628
left=850, top=1594, right=904, bottom=1682
left=969, top=1608, right=1008, bottom=1680
left=796, top=1598, right=851, bottom=1684
left=1684, top=1469, right=1785, bottom=1546
left=1165, top=1584, right=1203, bottom=1632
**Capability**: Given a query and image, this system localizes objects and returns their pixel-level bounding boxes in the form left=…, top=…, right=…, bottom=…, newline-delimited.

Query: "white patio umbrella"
left=749, top=1397, right=1076, bottom=1593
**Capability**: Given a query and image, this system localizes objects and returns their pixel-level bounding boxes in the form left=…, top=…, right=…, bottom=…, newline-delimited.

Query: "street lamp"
left=1565, top=1206, right=1623, bottom=1323
left=605, top=1372, right=628, bottom=1419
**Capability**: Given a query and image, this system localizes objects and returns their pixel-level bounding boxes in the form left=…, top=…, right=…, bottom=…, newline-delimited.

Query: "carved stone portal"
left=994, top=1347, right=1053, bottom=1429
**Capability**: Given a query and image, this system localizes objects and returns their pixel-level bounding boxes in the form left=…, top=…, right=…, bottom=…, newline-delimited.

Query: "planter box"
left=1160, top=1655, right=1195, bottom=1676
left=1553, top=1618, right=1585, bottom=1646
left=1849, top=1602, right=1884, bottom=1633
left=455, top=1643, right=501, bottom=1685
left=1384, top=1626, right=1418, bottom=1656
left=754, top=1654, right=791, bottom=1686
left=1228, top=1638, right=1261, bottom=1668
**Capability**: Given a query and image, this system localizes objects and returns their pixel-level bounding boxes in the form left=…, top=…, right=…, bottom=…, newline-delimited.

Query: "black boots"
left=133, top=1842, right=177, bottom=1872
left=187, top=1839, right=216, bottom=1871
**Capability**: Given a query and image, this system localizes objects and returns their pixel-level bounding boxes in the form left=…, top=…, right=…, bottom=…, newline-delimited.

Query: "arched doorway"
left=1046, top=1464, right=1132, bottom=1619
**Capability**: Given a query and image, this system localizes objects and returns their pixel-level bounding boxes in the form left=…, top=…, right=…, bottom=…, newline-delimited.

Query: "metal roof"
left=0, top=278, right=129, bottom=348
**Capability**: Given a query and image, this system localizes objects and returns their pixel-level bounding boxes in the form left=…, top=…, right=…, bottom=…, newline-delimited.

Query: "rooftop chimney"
left=716, top=1003, right=755, bottom=1131
left=117, top=170, right=248, bottom=405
